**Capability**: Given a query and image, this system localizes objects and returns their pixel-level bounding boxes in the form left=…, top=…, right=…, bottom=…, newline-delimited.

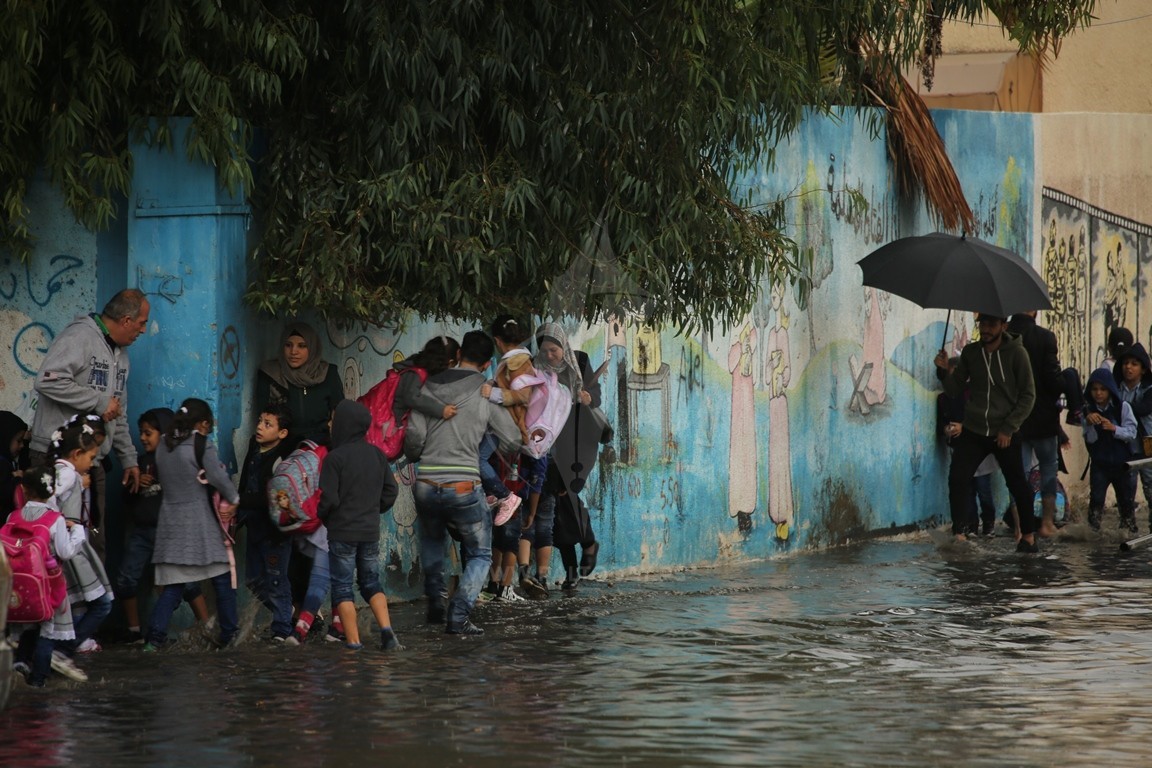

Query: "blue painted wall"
left=2, top=109, right=1040, bottom=606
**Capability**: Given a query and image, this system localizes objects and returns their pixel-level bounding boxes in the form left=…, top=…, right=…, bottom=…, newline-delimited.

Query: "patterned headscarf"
left=534, top=322, right=583, bottom=400
left=259, top=321, right=332, bottom=389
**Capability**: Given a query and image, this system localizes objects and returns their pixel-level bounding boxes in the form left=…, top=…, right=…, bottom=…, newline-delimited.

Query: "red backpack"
left=358, top=367, right=427, bottom=461
left=2, top=508, right=68, bottom=623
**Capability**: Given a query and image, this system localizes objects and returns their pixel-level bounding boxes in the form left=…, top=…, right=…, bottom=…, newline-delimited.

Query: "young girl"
left=10, top=465, right=86, bottom=686
left=147, top=398, right=241, bottom=650
left=115, top=408, right=210, bottom=643
left=51, top=417, right=114, bottom=662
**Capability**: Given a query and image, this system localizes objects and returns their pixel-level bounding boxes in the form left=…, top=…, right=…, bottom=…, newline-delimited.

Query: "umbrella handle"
left=940, top=309, right=952, bottom=352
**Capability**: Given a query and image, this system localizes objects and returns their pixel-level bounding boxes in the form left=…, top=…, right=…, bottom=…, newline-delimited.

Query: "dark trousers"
left=948, top=431, right=1035, bottom=536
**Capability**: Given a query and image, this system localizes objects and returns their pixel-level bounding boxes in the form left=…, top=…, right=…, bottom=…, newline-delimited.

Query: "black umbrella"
left=857, top=232, right=1052, bottom=346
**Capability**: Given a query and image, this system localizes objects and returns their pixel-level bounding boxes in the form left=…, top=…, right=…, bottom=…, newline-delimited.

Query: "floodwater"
left=5, top=527, right=1152, bottom=767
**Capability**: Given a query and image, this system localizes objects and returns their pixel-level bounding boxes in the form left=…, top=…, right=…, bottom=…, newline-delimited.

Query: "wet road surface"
left=4, top=526, right=1152, bottom=767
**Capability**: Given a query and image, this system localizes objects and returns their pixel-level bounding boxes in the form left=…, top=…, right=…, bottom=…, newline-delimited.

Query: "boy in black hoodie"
left=1083, top=366, right=1139, bottom=533
left=237, top=404, right=297, bottom=641
left=317, top=399, right=400, bottom=651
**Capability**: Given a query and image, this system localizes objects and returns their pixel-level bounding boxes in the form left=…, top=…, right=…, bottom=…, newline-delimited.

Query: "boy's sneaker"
left=324, top=625, right=346, bottom=643
left=12, top=661, right=31, bottom=679
left=50, top=651, right=88, bottom=682
left=344, top=642, right=364, bottom=651
left=76, top=639, right=101, bottom=654
left=380, top=628, right=403, bottom=651
left=519, top=574, right=549, bottom=599
left=493, top=494, right=522, bottom=527
left=495, top=587, right=528, bottom=604
left=445, top=620, right=485, bottom=636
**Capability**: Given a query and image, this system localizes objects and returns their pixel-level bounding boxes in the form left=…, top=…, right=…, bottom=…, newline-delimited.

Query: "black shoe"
left=1016, top=538, right=1039, bottom=553
left=519, top=574, right=549, bottom=599
left=560, top=578, right=579, bottom=591
left=426, top=604, right=446, bottom=624
left=446, top=621, right=484, bottom=636
left=1088, top=509, right=1102, bottom=531
left=1123, top=518, right=1139, bottom=535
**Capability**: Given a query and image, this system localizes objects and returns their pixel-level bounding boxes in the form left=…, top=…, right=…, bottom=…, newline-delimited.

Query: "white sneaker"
left=77, top=639, right=101, bottom=653
left=495, top=588, right=528, bottom=604
left=50, top=651, right=88, bottom=682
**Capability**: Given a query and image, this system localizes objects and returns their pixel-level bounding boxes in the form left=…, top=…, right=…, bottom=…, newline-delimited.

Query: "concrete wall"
left=5, top=108, right=1152, bottom=604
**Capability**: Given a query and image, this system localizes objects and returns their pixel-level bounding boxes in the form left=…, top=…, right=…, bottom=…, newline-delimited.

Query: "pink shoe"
left=493, top=494, right=522, bottom=527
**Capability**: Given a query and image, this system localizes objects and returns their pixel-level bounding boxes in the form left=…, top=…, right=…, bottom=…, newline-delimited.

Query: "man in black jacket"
left=1007, top=311, right=1066, bottom=537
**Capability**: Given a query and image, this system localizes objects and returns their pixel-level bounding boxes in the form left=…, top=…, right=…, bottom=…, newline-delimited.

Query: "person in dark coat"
left=0, top=410, right=30, bottom=519
left=1007, top=311, right=1066, bottom=537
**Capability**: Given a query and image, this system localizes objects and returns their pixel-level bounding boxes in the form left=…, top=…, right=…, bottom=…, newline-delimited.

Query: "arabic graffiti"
left=0, top=254, right=84, bottom=308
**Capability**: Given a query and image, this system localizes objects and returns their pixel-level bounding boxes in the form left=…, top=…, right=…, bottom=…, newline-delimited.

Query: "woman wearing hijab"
left=0, top=410, right=31, bottom=518
left=534, top=322, right=602, bottom=590
left=255, top=322, right=345, bottom=443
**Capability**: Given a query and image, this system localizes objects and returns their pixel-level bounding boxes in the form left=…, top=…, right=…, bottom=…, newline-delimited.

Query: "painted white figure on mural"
left=861, top=287, right=888, bottom=405
left=727, top=324, right=758, bottom=533
left=766, top=283, right=793, bottom=540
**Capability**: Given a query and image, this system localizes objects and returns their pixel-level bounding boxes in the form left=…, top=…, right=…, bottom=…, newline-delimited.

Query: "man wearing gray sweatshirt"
left=30, top=289, right=150, bottom=556
left=405, top=330, right=522, bottom=636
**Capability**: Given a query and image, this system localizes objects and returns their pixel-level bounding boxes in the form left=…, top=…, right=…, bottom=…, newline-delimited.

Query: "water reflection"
left=4, top=532, right=1152, bottom=767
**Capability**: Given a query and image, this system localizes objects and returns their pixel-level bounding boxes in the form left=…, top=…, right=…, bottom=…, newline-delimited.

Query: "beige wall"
left=942, top=0, right=1152, bottom=113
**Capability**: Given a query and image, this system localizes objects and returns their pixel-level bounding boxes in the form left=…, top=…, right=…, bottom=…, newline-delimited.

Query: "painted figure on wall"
left=765, top=282, right=794, bottom=540
left=1103, top=237, right=1130, bottom=347
left=728, top=323, right=758, bottom=533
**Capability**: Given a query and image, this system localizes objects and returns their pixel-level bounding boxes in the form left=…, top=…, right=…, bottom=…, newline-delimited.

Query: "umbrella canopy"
left=856, top=232, right=1051, bottom=318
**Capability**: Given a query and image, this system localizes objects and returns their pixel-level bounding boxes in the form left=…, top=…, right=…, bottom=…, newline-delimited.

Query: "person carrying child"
left=1115, top=343, right=1152, bottom=532
left=115, top=408, right=210, bottom=643
left=1083, top=366, right=1140, bottom=533
left=236, top=403, right=298, bottom=642
left=146, top=398, right=241, bottom=650
left=51, top=416, right=114, bottom=659
left=1, top=411, right=30, bottom=519
left=317, top=399, right=402, bottom=651
left=9, top=466, right=87, bottom=687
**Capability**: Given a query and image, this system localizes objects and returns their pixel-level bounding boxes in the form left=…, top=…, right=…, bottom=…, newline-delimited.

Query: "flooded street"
left=5, top=529, right=1152, bottom=767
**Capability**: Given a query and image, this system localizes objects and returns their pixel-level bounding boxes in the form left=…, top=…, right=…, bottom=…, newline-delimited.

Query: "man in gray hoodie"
left=405, top=330, right=522, bottom=636
left=29, top=288, right=150, bottom=556
left=935, top=314, right=1038, bottom=551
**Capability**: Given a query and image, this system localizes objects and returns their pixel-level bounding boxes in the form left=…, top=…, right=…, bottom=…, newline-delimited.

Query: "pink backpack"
left=2, top=508, right=67, bottom=623
left=515, top=369, right=572, bottom=459
left=266, top=441, right=329, bottom=534
left=358, top=367, right=427, bottom=461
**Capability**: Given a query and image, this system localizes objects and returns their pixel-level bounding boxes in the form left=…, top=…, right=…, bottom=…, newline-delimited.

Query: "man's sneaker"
left=76, top=639, right=101, bottom=654
left=493, top=494, right=522, bottom=527
left=519, top=574, right=549, bottom=599
left=446, top=620, right=484, bottom=636
left=50, top=651, right=88, bottom=682
left=495, top=587, right=528, bottom=604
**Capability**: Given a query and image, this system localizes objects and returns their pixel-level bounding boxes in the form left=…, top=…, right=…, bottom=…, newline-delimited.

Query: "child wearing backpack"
left=237, top=403, right=298, bottom=641
left=8, top=466, right=86, bottom=687
left=146, top=398, right=241, bottom=651
left=317, top=399, right=401, bottom=651
left=115, top=408, right=210, bottom=643
left=51, top=416, right=114, bottom=662
left=359, top=336, right=459, bottom=460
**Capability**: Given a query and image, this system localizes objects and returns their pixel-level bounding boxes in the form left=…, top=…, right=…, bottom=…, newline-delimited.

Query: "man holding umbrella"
left=934, top=315, right=1039, bottom=551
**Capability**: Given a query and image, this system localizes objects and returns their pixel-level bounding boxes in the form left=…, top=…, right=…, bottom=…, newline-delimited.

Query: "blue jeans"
left=246, top=535, right=294, bottom=638
left=329, top=540, right=383, bottom=605
left=413, top=480, right=492, bottom=627
left=522, top=491, right=556, bottom=548
left=298, top=546, right=331, bottom=617
left=1021, top=436, right=1059, bottom=498
left=148, top=571, right=238, bottom=647
left=114, top=526, right=204, bottom=603
left=68, top=592, right=113, bottom=651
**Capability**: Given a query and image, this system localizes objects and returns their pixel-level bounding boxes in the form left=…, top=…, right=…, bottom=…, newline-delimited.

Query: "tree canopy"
left=0, top=0, right=1098, bottom=332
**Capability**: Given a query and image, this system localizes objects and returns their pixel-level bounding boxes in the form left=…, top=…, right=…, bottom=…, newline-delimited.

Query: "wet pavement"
left=4, top=525, right=1152, bottom=767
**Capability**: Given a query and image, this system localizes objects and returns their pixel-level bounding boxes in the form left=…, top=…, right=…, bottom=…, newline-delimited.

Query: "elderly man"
left=29, top=288, right=150, bottom=556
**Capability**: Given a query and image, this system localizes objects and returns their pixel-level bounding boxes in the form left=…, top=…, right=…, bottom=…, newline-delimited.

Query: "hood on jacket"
left=1116, top=342, right=1152, bottom=384
left=329, top=399, right=367, bottom=448
left=423, top=368, right=486, bottom=406
left=1086, top=366, right=1123, bottom=405
left=0, top=411, right=28, bottom=460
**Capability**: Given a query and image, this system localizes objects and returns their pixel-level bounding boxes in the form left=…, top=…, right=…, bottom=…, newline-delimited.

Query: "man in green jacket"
left=934, top=314, right=1038, bottom=551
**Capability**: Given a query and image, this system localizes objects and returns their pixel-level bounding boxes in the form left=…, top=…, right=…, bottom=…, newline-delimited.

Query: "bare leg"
left=368, top=593, right=392, bottom=628
left=336, top=601, right=360, bottom=646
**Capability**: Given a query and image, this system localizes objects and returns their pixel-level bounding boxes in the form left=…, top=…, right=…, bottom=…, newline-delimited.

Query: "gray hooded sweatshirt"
left=30, top=314, right=137, bottom=467
left=404, top=368, right=522, bottom=484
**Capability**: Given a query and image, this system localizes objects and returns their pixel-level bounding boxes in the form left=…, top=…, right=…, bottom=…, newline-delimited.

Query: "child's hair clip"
left=179, top=406, right=188, bottom=414
left=50, top=429, right=63, bottom=444
left=81, top=424, right=95, bottom=436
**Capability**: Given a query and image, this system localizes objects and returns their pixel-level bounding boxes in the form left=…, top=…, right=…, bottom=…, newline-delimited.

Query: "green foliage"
left=0, top=0, right=1097, bottom=333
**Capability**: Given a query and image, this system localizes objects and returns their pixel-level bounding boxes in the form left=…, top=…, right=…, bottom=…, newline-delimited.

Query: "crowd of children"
left=2, top=315, right=607, bottom=687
